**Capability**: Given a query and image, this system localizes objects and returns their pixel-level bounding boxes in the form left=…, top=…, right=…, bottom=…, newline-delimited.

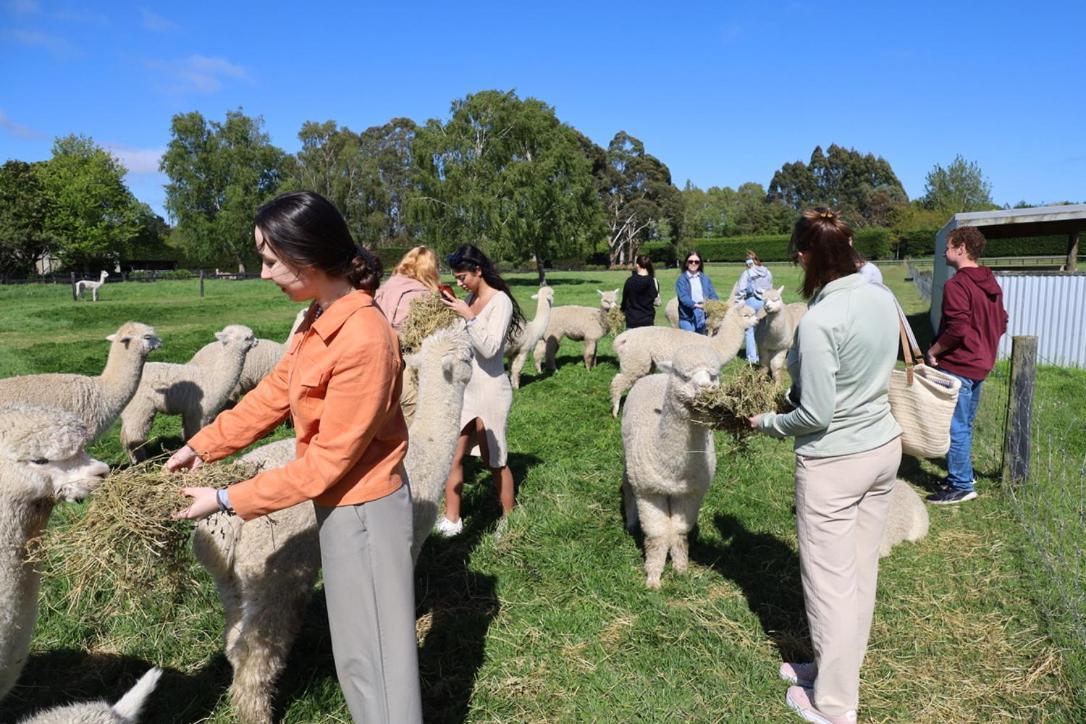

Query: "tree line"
left=3, top=87, right=1037, bottom=280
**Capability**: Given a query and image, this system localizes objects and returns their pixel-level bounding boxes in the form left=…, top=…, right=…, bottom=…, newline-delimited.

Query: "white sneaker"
left=433, top=516, right=463, bottom=537
left=780, top=662, right=817, bottom=688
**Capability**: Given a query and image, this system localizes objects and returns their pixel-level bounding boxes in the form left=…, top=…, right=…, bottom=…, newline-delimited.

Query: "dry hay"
left=690, top=364, right=788, bottom=443
left=30, top=460, right=256, bottom=615
left=703, top=299, right=731, bottom=327
left=604, top=306, right=626, bottom=336
left=399, top=292, right=461, bottom=354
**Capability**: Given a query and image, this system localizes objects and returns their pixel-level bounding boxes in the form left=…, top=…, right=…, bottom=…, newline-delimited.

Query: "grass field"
left=1, top=263, right=1083, bottom=722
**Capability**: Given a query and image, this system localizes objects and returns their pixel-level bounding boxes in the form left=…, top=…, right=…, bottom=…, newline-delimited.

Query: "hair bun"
left=348, top=247, right=382, bottom=292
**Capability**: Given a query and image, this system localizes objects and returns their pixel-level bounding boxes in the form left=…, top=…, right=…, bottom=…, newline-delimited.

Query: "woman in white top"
left=435, top=244, right=525, bottom=536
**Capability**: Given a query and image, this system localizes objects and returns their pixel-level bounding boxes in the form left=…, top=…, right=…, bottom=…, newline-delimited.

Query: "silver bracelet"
left=216, top=488, right=235, bottom=515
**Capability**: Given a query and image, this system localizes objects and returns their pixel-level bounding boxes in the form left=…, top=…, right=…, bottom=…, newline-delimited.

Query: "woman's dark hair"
left=634, top=254, right=655, bottom=277
left=683, top=250, right=704, bottom=272
left=446, top=244, right=525, bottom=343
left=255, top=191, right=381, bottom=292
left=790, top=208, right=859, bottom=299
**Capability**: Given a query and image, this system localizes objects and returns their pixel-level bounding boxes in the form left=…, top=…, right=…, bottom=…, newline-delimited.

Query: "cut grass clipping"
left=400, top=292, right=461, bottom=353
left=691, top=364, right=788, bottom=442
left=605, top=306, right=626, bottom=335
left=30, top=461, right=256, bottom=615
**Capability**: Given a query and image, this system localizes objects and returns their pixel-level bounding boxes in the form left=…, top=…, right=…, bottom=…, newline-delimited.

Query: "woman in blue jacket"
left=675, top=250, right=719, bottom=334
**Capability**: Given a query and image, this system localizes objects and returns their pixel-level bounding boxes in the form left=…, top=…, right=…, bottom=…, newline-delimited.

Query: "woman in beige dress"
left=435, top=244, right=524, bottom=536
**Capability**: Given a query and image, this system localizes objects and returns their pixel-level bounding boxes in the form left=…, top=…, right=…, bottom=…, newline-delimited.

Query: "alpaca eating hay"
left=689, top=365, right=789, bottom=444
left=399, top=292, right=462, bottom=354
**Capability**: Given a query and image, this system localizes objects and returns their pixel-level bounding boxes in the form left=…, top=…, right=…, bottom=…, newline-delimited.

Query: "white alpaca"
left=753, top=286, right=807, bottom=383
left=17, top=667, right=162, bottom=723
left=191, top=327, right=474, bottom=723
left=532, top=288, right=618, bottom=372
left=120, top=325, right=256, bottom=462
left=664, top=297, right=679, bottom=327
left=75, top=271, right=109, bottom=302
left=879, top=479, right=930, bottom=558
left=505, top=286, right=554, bottom=389
left=621, top=347, right=721, bottom=588
left=609, top=303, right=758, bottom=417
left=0, top=322, right=161, bottom=444
left=0, top=404, right=110, bottom=702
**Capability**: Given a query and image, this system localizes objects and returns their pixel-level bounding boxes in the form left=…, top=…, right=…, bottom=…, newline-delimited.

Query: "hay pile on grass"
left=690, top=364, right=790, bottom=443
left=400, top=292, right=461, bottom=354
left=30, top=460, right=256, bottom=615
left=604, top=306, right=626, bottom=336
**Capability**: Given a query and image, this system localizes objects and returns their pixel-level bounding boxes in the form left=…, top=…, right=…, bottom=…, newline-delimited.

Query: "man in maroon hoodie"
left=925, top=226, right=1009, bottom=504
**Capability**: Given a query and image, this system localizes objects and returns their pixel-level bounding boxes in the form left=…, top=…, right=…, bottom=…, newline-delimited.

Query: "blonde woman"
left=374, top=246, right=441, bottom=331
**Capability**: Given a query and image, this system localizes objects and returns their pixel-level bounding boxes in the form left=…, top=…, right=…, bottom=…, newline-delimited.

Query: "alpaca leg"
left=610, top=373, right=634, bottom=418
left=770, top=351, right=786, bottom=383
left=544, top=335, right=560, bottom=372
left=636, top=493, right=670, bottom=588
left=120, top=402, right=155, bottom=463
left=583, top=338, right=597, bottom=369
left=621, top=472, right=639, bottom=531
left=668, top=493, right=704, bottom=574
left=510, top=350, right=527, bottom=389
left=532, top=340, right=545, bottom=374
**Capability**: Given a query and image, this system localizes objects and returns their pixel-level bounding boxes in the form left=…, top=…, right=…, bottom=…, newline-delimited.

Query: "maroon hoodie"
left=934, top=266, right=1009, bottom=380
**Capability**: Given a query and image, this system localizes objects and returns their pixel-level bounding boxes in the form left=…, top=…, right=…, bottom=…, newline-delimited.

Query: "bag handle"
left=884, top=284, right=922, bottom=385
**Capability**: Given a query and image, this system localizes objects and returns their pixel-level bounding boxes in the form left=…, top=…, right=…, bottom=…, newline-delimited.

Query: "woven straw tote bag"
left=887, top=299, right=961, bottom=459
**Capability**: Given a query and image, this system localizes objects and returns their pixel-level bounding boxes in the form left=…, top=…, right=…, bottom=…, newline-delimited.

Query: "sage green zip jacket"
left=757, top=273, right=902, bottom=458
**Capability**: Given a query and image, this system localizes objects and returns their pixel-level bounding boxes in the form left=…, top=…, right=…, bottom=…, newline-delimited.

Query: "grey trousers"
left=315, top=484, right=422, bottom=724
left=795, top=436, right=902, bottom=716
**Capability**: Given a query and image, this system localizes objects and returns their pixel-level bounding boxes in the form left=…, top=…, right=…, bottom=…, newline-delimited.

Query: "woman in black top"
left=621, top=254, right=659, bottom=329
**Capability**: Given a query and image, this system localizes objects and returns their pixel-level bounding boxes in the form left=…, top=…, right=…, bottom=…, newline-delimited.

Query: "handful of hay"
left=30, top=460, right=256, bottom=616
left=690, top=365, right=790, bottom=443
left=400, top=292, right=461, bottom=354
left=704, top=299, right=732, bottom=328
left=604, top=306, right=626, bottom=335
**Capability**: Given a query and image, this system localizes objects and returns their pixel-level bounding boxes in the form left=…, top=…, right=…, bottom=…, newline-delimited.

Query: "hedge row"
left=894, top=230, right=1072, bottom=258
left=657, top=227, right=892, bottom=264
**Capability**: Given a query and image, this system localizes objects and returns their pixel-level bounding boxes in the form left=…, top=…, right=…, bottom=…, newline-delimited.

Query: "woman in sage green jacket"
left=749, top=209, right=901, bottom=724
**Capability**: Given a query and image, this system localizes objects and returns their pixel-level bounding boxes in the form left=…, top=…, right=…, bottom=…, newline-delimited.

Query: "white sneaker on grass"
left=779, top=662, right=817, bottom=687
left=786, top=685, right=856, bottom=724
left=433, top=516, right=463, bottom=537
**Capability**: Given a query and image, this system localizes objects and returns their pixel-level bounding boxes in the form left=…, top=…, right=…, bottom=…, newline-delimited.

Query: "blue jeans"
left=944, top=370, right=983, bottom=491
left=742, top=297, right=763, bottom=362
left=679, top=307, right=708, bottom=334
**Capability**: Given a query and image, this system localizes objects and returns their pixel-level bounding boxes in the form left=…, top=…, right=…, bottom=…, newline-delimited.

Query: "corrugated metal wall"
left=995, top=272, right=1086, bottom=368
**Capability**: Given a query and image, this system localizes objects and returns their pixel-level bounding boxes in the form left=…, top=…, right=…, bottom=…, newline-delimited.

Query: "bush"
left=639, top=241, right=678, bottom=267
left=893, top=229, right=1071, bottom=259
left=369, top=246, right=411, bottom=274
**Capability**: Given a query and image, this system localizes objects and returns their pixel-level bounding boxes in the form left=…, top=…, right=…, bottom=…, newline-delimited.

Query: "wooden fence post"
left=70, top=271, right=77, bottom=301
left=1002, top=336, right=1037, bottom=486
left=199, top=269, right=205, bottom=298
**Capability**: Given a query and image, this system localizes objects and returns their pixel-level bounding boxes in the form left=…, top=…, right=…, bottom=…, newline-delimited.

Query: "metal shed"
left=930, top=205, right=1086, bottom=368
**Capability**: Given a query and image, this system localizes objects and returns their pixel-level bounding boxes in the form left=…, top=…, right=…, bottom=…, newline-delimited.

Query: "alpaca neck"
left=98, top=342, right=147, bottom=426
left=407, top=364, right=468, bottom=504
left=0, top=493, right=53, bottom=649
left=655, top=394, right=709, bottom=460
left=198, top=347, right=249, bottom=401
left=711, top=315, right=748, bottom=359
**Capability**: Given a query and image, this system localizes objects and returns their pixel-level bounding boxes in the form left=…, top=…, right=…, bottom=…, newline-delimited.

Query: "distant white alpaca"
left=191, top=327, right=474, bottom=723
left=505, top=286, right=554, bottom=389
left=0, top=404, right=110, bottom=702
left=753, top=286, right=807, bottom=382
left=0, top=322, right=161, bottom=444
left=621, top=347, right=721, bottom=588
left=532, top=288, right=618, bottom=372
left=75, top=271, right=110, bottom=302
left=120, top=325, right=256, bottom=462
left=17, top=667, right=162, bottom=723
left=879, top=479, right=930, bottom=558
left=609, top=303, right=758, bottom=417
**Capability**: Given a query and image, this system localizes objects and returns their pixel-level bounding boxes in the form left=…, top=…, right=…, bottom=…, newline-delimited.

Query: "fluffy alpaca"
left=0, top=322, right=161, bottom=445
left=120, top=325, right=256, bottom=462
left=0, top=404, right=110, bottom=702
left=753, top=286, right=807, bottom=383
left=190, top=308, right=307, bottom=400
left=609, top=303, right=758, bottom=417
left=505, top=286, right=554, bottom=389
left=532, top=288, right=618, bottom=372
left=664, top=297, right=679, bottom=327
left=879, top=479, right=930, bottom=558
left=18, top=667, right=162, bottom=723
left=621, top=347, right=721, bottom=589
left=191, top=327, right=474, bottom=723
left=74, top=271, right=110, bottom=302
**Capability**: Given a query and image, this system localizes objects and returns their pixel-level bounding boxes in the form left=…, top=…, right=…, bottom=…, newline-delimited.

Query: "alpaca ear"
left=531, top=292, right=539, bottom=300
left=215, top=332, right=227, bottom=344
left=106, top=333, right=116, bottom=342
left=613, top=288, right=619, bottom=295
left=777, top=286, right=785, bottom=295
left=597, top=289, right=604, bottom=296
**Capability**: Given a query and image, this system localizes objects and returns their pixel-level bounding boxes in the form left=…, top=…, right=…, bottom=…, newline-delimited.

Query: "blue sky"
left=2, top=0, right=1084, bottom=220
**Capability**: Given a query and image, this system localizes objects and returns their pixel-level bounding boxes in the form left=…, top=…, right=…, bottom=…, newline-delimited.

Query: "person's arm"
left=621, top=277, right=633, bottom=314
left=928, top=280, right=970, bottom=362
left=757, top=319, right=839, bottom=438
left=675, top=275, right=694, bottom=311
left=392, top=287, right=430, bottom=329
left=466, top=293, right=512, bottom=358
left=734, top=270, right=749, bottom=302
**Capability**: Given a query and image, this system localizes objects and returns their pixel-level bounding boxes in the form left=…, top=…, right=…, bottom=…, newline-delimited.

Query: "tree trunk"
left=535, top=257, right=546, bottom=286
left=1066, top=231, right=1080, bottom=272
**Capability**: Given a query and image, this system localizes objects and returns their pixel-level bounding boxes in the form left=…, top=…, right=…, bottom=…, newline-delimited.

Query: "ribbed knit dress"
left=459, top=291, right=514, bottom=467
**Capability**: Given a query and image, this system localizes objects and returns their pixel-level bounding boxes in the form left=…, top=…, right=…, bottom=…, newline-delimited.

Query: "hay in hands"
left=704, top=299, right=731, bottom=327
left=400, top=292, right=461, bottom=354
left=30, top=460, right=256, bottom=616
left=604, top=306, right=626, bottom=336
left=690, top=364, right=790, bottom=443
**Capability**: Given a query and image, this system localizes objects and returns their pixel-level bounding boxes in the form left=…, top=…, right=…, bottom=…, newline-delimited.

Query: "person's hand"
left=165, top=444, right=203, bottom=472
left=694, top=302, right=705, bottom=309
left=173, top=486, right=219, bottom=520
left=748, top=414, right=764, bottom=429
left=925, top=351, right=938, bottom=367
left=439, top=288, right=475, bottom=321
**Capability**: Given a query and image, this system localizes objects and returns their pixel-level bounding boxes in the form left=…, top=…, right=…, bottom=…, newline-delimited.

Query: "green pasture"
left=0, top=264, right=1082, bottom=722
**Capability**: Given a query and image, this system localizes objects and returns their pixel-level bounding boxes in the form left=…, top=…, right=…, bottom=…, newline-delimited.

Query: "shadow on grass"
left=692, top=513, right=810, bottom=662
left=5, top=649, right=230, bottom=722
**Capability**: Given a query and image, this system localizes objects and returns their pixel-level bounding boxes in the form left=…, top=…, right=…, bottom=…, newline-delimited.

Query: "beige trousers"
left=400, top=366, right=418, bottom=428
left=795, top=436, right=902, bottom=715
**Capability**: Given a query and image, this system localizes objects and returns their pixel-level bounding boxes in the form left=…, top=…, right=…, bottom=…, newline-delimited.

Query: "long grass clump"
left=604, top=306, right=626, bottom=335
left=690, top=364, right=788, bottom=442
left=400, top=292, right=461, bottom=353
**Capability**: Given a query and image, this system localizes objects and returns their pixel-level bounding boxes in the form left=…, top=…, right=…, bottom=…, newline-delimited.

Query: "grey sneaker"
left=926, top=489, right=978, bottom=505
left=779, top=662, right=817, bottom=687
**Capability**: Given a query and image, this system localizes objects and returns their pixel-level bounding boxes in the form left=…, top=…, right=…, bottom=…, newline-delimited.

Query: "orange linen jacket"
left=187, top=290, right=408, bottom=521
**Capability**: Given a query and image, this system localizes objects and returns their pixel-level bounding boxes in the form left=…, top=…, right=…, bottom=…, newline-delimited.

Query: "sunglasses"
left=686, top=259, right=702, bottom=266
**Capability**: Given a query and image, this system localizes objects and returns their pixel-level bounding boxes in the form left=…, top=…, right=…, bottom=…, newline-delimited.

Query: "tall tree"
left=920, top=155, right=994, bottom=214
left=597, top=131, right=682, bottom=266
left=161, top=109, right=288, bottom=272
left=412, top=90, right=604, bottom=283
left=0, top=160, right=54, bottom=277
left=36, top=135, right=141, bottom=269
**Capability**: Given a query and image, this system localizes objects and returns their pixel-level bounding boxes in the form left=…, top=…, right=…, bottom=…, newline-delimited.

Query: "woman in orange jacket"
left=167, top=191, right=421, bottom=723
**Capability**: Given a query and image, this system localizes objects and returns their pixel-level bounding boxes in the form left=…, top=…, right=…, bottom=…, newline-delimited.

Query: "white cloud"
left=104, top=143, right=164, bottom=174
left=0, top=108, right=45, bottom=139
left=1, top=27, right=73, bottom=55
left=140, top=8, right=177, bottom=32
left=146, top=54, right=251, bottom=94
